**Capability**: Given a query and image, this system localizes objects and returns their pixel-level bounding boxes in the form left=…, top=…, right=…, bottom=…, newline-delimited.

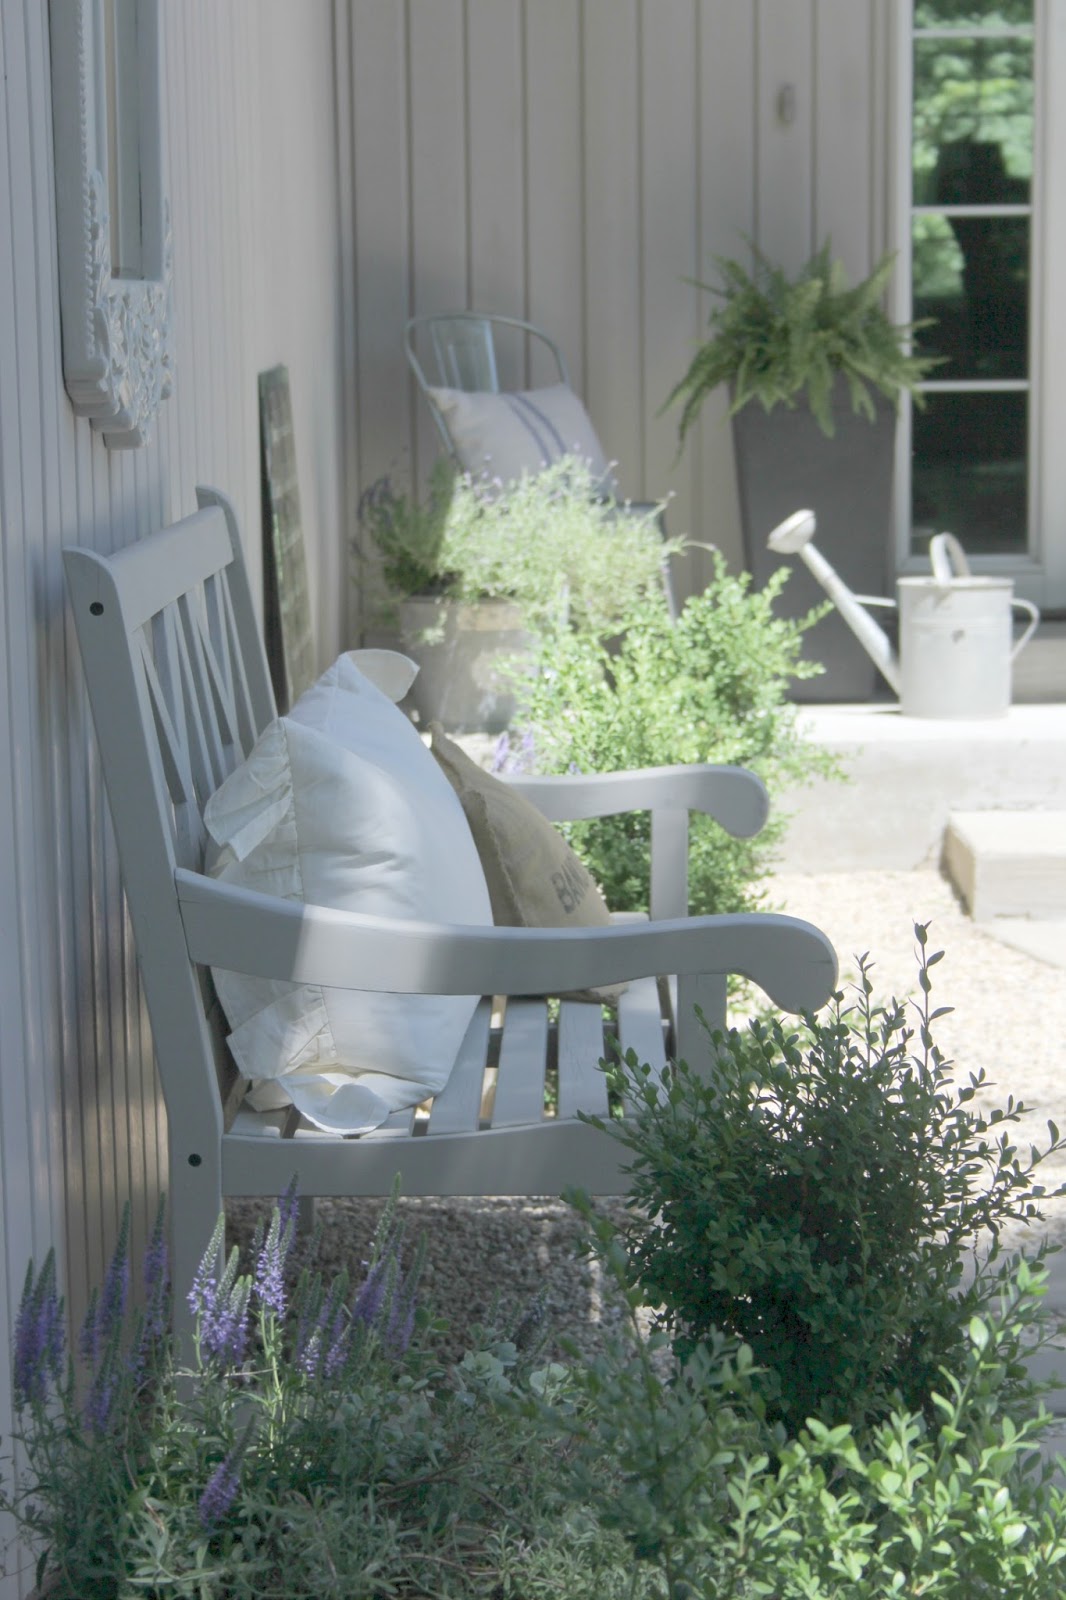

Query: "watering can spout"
left=767, top=511, right=902, bottom=695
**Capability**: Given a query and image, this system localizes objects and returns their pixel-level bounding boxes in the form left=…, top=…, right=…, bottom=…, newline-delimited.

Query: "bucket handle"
left=928, top=532, right=971, bottom=583
left=1011, top=597, right=1040, bottom=662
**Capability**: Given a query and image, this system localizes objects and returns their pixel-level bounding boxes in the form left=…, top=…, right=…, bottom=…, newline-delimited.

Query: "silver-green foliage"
left=359, top=454, right=676, bottom=639
left=507, top=556, right=836, bottom=916
left=667, top=238, right=938, bottom=443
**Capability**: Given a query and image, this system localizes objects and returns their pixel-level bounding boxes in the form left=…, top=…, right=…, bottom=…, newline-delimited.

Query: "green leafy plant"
left=549, top=1233, right=1066, bottom=1600
left=357, top=454, right=457, bottom=598
left=499, top=555, right=837, bottom=916
left=359, top=454, right=676, bottom=641
left=667, top=237, right=939, bottom=443
left=578, top=927, right=1066, bottom=1434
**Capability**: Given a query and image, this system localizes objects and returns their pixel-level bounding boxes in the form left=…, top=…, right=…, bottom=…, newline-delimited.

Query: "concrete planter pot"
left=731, top=379, right=896, bottom=702
left=397, top=595, right=534, bottom=734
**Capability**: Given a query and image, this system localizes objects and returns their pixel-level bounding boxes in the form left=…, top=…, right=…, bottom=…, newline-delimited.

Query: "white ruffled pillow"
left=427, top=381, right=614, bottom=491
left=204, top=651, right=492, bottom=1134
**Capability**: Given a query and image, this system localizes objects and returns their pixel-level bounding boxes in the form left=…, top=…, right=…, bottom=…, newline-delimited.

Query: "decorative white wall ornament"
left=49, top=0, right=173, bottom=447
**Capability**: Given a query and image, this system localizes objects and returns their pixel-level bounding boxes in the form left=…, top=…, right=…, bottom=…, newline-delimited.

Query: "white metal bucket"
left=897, top=576, right=1039, bottom=720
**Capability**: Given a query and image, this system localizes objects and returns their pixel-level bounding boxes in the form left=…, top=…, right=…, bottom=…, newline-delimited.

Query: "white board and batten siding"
left=0, top=4, right=348, bottom=1592
left=347, top=0, right=892, bottom=629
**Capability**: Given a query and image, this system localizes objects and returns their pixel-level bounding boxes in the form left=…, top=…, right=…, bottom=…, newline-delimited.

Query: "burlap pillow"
left=429, top=725, right=625, bottom=1003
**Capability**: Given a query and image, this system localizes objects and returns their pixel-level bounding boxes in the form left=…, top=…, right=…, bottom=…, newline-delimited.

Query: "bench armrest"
left=503, top=763, right=768, bottom=833
left=502, top=763, right=769, bottom=921
left=175, top=868, right=836, bottom=1019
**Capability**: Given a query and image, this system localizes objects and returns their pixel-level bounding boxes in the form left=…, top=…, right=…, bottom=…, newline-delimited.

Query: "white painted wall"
left=345, top=0, right=892, bottom=625
left=0, top=3, right=347, bottom=1592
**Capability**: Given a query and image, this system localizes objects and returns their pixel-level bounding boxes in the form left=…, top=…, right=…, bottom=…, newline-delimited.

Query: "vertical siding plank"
left=466, top=0, right=525, bottom=385
left=525, top=0, right=584, bottom=393
left=756, top=0, right=815, bottom=273
left=693, top=0, right=758, bottom=576
left=407, top=0, right=468, bottom=484
left=583, top=0, right=643, bottom=498
left=350, top=1, right=414, bottom=538
left=814, top=0, right=874, bottom=281
left=640, top=0, right=699, bottom=556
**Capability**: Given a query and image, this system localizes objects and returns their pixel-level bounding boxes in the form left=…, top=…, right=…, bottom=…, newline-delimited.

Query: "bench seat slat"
left=492, top=999, right=549, bottom=1128
left=618, top=974, right=668, bottom=1080
left=425, top=999, right=493, bottom=1135
left=557, top=1000, right=609, bottom=1121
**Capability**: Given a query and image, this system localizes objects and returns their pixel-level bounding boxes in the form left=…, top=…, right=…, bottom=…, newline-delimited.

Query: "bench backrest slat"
left=64, top=490, right=274, bottom=1142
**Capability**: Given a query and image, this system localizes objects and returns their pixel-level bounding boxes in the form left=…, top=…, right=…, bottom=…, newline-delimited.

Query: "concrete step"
left=775, top=705, right=1066, bottom=873
left=944, top=811, right=1066, bottom=920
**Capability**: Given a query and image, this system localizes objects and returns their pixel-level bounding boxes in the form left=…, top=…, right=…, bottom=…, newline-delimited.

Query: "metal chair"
left=404, top=311, right=679, bottom=614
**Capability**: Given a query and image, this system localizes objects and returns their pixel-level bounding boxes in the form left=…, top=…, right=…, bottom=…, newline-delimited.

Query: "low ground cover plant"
left=3, top=1187, right=629, bottom=1599
left=499, top=554, right=836, bottom=916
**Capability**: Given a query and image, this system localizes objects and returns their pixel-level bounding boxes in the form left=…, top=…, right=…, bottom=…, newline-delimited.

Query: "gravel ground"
left=227, top=867, right=1066, bottom=1356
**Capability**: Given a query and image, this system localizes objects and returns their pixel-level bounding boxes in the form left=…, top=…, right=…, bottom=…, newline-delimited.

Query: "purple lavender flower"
left=96, top=1207, right=131, bottom=1349
left=78, top=1288, right=100, bottom=1368
left=254, top=1206, right=293, bottom=1320
left=189, top=1219, right=251, bottom=1368
left=386, top=1289, right=416, bottom=1357
left=200, top=1277, right=251, bottom=1368
left=351, top=1261, right=386, bottom=1328
left=142, top=1198, right=170, bottom=1344
left=297, top=1278, right=350, bottom=1379
left=188, top=1215, right=227, bottom=1324
left=13, top=1252, right=65, bottom=1409
left=83, top=1357, right=119, bottom=1437
left=277, top=1177, right=301, bottom=1243
left=198, top=1447, right=243, bottom=1531
left=490, top=733, right=511, bottom=775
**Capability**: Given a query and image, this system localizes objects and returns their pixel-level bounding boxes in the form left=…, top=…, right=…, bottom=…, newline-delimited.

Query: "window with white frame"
left=899, top=1, right=1036, bottom=565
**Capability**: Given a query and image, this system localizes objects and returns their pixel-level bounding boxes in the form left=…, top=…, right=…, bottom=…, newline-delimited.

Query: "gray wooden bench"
left=64, top=487, right=837, bottom=1340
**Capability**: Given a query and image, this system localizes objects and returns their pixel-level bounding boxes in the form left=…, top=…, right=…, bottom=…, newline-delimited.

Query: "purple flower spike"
left=200, top=1277, right=251, bottom=1368
left=254, top=1207, right=293, bottom=1320
left=78, top=1288, right=100, bottom=1369
left=95, top=1206, right=131, bottom=1354
left=352, top=1261, right=386, bottom=1328
left=13, top=1253, right=65, bottom=1409
left=83, top=1360, right=119, bottom=1438
left=387, top=1290, right=417, bottom=1357
left=277, top=1177, right=301, bottom=1243
left=142, top=1199, right=170, bottom=1344
left=490, top=733, right=511, bottom=775
left=198, top=1447, right=242, bottom=1531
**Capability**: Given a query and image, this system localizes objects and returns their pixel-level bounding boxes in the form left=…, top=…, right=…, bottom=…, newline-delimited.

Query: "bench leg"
left=676, top=973, right=726, bottom=1080
left=167, top=1143, right=224, bottom=1365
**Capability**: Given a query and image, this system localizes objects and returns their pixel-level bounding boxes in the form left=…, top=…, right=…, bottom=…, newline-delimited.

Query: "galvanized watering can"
left=767, top=510, right=1040, bottom=719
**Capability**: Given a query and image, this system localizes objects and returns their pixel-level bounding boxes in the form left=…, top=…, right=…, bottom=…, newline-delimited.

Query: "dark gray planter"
left=731, top=380, right=896, bottom=702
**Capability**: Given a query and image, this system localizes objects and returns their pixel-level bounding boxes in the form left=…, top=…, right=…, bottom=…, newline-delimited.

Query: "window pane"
left=913, top=39, right=1033, bottom=204
left=911, top=391, right=1028, bottom=557
left=914, top=1, right=1032, bottom=27
left=913, top=214, right=1028, bottom=379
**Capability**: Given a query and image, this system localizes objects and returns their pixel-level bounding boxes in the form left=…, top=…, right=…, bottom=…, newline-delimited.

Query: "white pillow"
left=428, top=381, right=614, bottom=491
left=204, top=650, right=492, bottom=1134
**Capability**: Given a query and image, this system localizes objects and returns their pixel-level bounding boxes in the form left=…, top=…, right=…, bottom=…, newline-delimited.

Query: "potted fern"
left=668, top=240, right=936, bottom=700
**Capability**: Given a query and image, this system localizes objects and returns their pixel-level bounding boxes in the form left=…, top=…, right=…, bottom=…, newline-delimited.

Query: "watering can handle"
left=928, top=532, right=971, bottom=582
left=1011, top=597, right=1040, bottom=662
